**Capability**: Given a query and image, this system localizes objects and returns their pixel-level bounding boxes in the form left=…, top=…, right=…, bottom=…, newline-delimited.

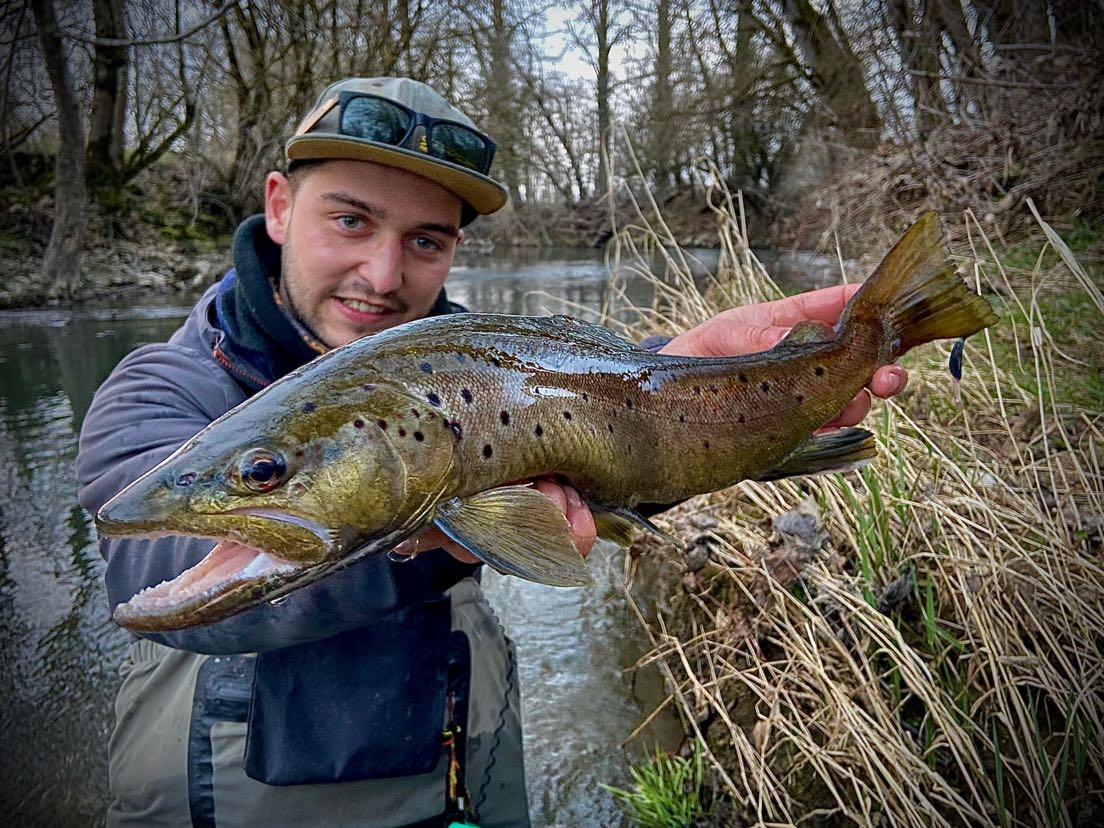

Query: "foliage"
left=611, top=181, right=1104, bottom=826
left=603, top=742, right=705, bottom=828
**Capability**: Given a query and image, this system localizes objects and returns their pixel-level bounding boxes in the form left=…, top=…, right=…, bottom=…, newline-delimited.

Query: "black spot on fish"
left=738, top=373, right=748, bottom=383
left=482, top=444, right=493, bottom=459
left=377, top=419, right=388, bottom=430
left=703, top=440, right=710, bottom=449
left=398, top=428, right=406, bottom=437
left=414, top=431, right=424, bottom=442
left=301, top=401, right=315, bottom=413
left=625, top=398, right=634, bottom=410
left=534, top=424, right=543, bottom=437
left=490, top=356, right=501, bottom=367
left=461, top=388, right=473, bottom=404
left=410, top=408, right=421, bottom=418
left=500, top=411, right=510, bottom=425
left=693, top=385, right=701, bottom=395
left=761, top=381, right=770, bottom=393
left=354, top=418, right=365, bottom=429
left=426, top=392, right=441, bottom=407
left=709, top=384, right=718, bottom=393
left=795, top=394, right=804, bottom=403
left=456, top=353, right=467, bottom=364
left=607, top=423, right=614, bottom=433
left=737, top=414, right=745, bottom=423
left=448, top=420, right=463, bottom=440
left=678, top=414, right=685, bottom=422
left=175, top=472, right=196, bottom=487
left=419, top=362, right=433, bottom=374
left=815, top=366, right=825, bottom=376
left=362, top=383, right=377, bottom=392
left=563, top=410, right=573, bottom=420
left=582, top=392, right=589, bottom=401
left=294, top=449, right=304, bottom=458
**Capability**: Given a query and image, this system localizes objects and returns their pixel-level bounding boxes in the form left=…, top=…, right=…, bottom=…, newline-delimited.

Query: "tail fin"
left=845, top=212, right=998, bottom=360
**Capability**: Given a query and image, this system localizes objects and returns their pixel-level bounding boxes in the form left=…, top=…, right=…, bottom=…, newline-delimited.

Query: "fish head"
left=98, top=379, right=456, bottom=631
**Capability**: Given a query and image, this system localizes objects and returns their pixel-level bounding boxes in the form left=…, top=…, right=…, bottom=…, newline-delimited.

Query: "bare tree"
left=29, top=0, right=87, bottom=298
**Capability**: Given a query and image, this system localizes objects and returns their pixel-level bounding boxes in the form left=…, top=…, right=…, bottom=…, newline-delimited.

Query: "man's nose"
left=355, top=234, right=403, bottom=294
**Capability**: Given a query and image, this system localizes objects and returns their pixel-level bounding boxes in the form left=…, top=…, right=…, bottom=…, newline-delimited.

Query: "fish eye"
left=238, top=449, right=287, bottom=493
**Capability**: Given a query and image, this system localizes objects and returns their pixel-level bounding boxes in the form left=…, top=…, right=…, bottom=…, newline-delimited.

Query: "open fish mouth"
left=112, top=540, right=303, bottom=632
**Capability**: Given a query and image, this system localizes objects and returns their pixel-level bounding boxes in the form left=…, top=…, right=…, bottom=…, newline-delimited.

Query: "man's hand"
left=658, top=284, right=908, bottom=428
left=392, top=479, right=597, bottom=565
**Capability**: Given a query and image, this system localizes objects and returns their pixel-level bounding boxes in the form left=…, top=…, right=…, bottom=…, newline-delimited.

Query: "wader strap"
left=188, top=655, right=254, bottom=828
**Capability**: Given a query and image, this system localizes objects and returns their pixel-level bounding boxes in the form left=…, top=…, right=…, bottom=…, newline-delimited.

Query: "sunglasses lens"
left=342, top=97, right=411, bottom=144
left=430, top=123, right=491, bottom=172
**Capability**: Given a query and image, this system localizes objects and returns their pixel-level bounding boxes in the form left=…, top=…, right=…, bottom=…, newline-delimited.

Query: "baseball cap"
left=286, top=77, right=509, bottom=219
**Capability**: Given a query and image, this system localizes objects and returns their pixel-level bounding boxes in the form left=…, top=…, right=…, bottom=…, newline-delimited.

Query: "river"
left=0, top=245, right=837, bottom=827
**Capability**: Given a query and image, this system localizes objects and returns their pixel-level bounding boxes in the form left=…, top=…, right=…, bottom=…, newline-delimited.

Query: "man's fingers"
left=869, top=365, right=907, bottom=399
left=534, top=480, right=596, bottom=557
left=820, top=389, right=872, bottom=430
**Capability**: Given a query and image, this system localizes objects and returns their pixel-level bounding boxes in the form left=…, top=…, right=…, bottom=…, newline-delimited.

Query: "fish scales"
left=327, top=322, right=878, bottom=507
left=96, top=212, right=999, bottom=630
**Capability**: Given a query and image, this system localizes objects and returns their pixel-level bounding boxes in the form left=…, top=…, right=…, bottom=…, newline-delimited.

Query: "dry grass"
left=605, top=175, right=1104, bottom=827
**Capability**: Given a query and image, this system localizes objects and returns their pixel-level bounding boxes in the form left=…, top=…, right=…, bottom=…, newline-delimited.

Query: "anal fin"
left=594, top=506, right=680, bottom=548
left=758, top=427, right=877, bottom=481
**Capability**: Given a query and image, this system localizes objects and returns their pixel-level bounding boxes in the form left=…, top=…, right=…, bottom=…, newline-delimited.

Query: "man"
left=76, top=77, right=906, bottom=827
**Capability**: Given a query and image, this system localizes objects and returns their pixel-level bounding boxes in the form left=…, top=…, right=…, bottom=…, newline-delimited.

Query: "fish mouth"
left=109, top=509, right=349, bottom=633
left=112, top=540, right=311, bottom=632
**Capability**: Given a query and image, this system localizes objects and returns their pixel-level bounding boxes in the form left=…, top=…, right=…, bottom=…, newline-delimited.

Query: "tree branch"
left=61, top=0, right=240, bottom=47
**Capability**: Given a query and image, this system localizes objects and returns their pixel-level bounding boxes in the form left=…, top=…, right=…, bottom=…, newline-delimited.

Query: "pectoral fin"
left=434, top=486, right=594, bottom=587
left=758, top=427, right=877, bottom=481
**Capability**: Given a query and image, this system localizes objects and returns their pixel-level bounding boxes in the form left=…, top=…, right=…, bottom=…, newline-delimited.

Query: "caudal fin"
left=845, top=212, right=998, bottom=359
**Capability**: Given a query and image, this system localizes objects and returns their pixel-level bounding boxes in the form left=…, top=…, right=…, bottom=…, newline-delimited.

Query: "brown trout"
left=98, top=212, right=997, bottom=631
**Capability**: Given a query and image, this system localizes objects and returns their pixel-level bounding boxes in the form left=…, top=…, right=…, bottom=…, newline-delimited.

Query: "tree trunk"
left=783, top=0, right=882, bottom=146
left=30, top=0, right=87, bottom=299
left=86, top=0, right=128, bottom=195
left=652, top=0, right=674, bottom=190
left=595, top=0, right=612, bottom=196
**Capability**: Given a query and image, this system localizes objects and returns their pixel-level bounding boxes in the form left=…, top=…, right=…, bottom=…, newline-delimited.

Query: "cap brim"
left=286, top=134, right=509, bottom=215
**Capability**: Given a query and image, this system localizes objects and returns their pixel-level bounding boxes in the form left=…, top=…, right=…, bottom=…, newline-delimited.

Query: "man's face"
left=264, top=160, right=464, bottom=349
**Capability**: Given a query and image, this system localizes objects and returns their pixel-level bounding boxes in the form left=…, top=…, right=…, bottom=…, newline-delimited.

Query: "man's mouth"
left=337, top=297, right=396, bottom=315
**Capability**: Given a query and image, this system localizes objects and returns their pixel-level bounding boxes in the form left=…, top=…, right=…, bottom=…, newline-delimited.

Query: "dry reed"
left=605, top=172, right=1103, bottom=827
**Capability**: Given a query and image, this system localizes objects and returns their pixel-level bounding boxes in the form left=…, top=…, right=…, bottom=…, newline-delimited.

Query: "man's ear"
left=264, top=172, right=292, bottom=245
left=456, top=228, right=465, bottom=246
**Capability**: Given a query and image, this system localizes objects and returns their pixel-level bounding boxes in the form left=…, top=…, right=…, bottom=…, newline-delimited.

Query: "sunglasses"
left=295, top=91, right=497, bottom=175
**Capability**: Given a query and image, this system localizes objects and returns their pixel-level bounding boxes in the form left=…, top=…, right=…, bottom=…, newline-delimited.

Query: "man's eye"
left=413, top=236, right=442, bottom=252
left=337, top=215, right=365, bottom=230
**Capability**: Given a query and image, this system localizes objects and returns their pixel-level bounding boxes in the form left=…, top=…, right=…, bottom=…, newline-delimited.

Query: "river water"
left=0, top=245, right=837, bottom=827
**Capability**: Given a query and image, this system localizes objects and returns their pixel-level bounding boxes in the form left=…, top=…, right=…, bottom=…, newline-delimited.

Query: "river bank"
left=603, top=197, right=1103, bottom=826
